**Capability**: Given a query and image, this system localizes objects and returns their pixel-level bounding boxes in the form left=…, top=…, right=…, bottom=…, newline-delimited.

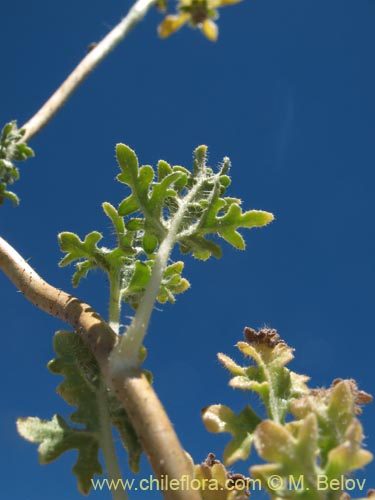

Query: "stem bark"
left=21, top=0, right=157, bottom=142
left=0, top=236, right=200, bottom=500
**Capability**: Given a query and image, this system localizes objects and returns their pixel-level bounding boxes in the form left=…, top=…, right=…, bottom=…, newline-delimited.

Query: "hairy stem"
left=0, top=236, right=200, bottom=500
left=97, top=382, right=127, bottom=500
left=101, top=272, right=126, bottom=500
left=109, top=272, right=122, bottom=334
left=20, top=0, right=157, bottom=143
left=109, top=171, right=209, bottom=372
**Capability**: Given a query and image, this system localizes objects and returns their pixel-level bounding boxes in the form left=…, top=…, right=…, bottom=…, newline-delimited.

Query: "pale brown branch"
left=0, top=236, right=116, bottom=367
left=20, top=0, right=157, bottom=143
left=111, top=371, right=198, bottom=500
left=0, top=236, right=200, bottom=500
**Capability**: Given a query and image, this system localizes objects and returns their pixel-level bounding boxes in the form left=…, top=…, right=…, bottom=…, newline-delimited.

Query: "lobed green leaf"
left=17, top=414, right=102, bottom=495
left=202, top=404, right=261, bottom=465
left=60, top=145, right=273, bottom=326
left=217, top=329, right=309, bottom=424
left=251, top=414, right=320, bottom=496
left=207, top=330, right=373, bottom=498
left=122, top=260, right=190, bottom=309
left=17, top=331, right=143, bottom=494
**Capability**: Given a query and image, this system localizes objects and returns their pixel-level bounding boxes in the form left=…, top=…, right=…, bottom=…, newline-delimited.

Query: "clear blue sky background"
left=1, top=0, right=374, bottom=498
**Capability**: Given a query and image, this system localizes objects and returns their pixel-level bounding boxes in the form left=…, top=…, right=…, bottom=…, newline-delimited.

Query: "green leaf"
left=122, top=260, right=190, bottom=309
left=17, top=414, right=102, bottom=495
left=58, top=229, right=136, bottom=286
left=325, top=419, right=373, bottom=478
left=116, top=144, right=139, bottom=186
left=157, top=159, right=173, bottom=180
left=18, top=331, right=143, bottom=494
left=125, top=218, right=144, bottom=231
left=116, top=143, right=274, bottom=261
left=0, top=120, right=34, bottom=206
left=253, top=419, right=296, bottom=463
left=217, top=353, right=246, bottom=376
left=102, top=202, right=126, bottom=243
left=242, top=209, right=275, bottom=228
left=71, top=261, right=97, bottom=288
left=158, top=260, right=190, bottom=303
left=149, top=171, right=185, bottom=216
left=219, top=228, right=245, bottom=250
left=163, top=261, right=184, bottom=277
left=217, top=329, right=309, bottom=423
left=193, top=145, right=208, bottom=175
left=143, top=233, right=158, bottom=254
left=210, top=331, right=373, bottom=498
left=137, top=165, right=154, bottom=198
left=60, top=144, right=273, bottom=338
left=48, top=330, right=101, bottom=426
left=179, top=235, right=223, bottom=260
left=58, top=231, right=103, bottom=267
left=116, top=145, right=164, bottom=239
left=108, top=397, right=143, bottom=473
left=251, top=414, right=320, bottom=495
left=290, top=379, right=372, bottom=468
left=0, top=186, right=19, bottom=206
left=198, top=202, right=274, bottom=252
left=127, top=261, right=152, bottom=293
left=202, top=404, right=261, bottom=465
left=327, top=379, right=356, bottom=434
left=19, top=330, right=102, bottom=494
left=58, top=231, right=111, bottom=286
left=118, top=194, right=139, bottom=216
left=13, top=142, right=34, bottom=161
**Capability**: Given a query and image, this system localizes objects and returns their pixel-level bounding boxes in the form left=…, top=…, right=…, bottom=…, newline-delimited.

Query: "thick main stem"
left=110, top=369, right=198, bottom=500
left=0, top=236, right=200, bottom=500
left=20, top=0, right=157, bottom=143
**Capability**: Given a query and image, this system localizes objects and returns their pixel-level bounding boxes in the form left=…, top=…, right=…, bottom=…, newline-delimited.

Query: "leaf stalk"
left=97, top=381, right=128, bottom=500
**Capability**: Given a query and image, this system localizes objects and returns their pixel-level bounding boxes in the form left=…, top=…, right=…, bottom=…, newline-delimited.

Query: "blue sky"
left=1, top=0, right=375, bottom=498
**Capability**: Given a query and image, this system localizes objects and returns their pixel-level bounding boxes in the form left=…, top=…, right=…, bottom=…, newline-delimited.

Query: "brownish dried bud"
left=356, top=389, right=373, bottom=405
left=332, top=378, right=343, bottom=386
left=330, top=379, right=373, bottom=414
left=203, top=452, right=220, bottom=467
left=244, top=327, right=285, bottom=348
left=227, top=473, right=251, bottom=496
left=200, top=454, right=251, bottom=497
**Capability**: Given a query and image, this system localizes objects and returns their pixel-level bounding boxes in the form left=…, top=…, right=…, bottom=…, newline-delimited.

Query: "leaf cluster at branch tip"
left=0, top=120, right=34, bottom=206
left=58, top=144, right=273, bottom=308
left=203, top=327, right=373, bottom=499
